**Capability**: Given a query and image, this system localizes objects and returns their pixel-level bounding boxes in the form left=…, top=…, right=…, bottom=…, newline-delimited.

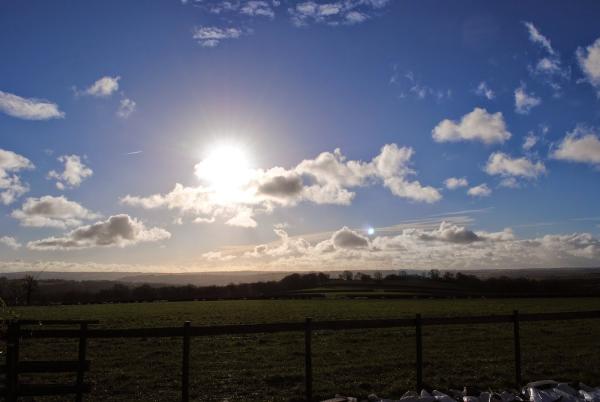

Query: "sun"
left=194, top=142, right=254, bottom=202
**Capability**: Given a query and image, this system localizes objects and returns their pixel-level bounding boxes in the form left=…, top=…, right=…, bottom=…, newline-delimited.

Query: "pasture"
left=6, top=298, right=600, bottom=401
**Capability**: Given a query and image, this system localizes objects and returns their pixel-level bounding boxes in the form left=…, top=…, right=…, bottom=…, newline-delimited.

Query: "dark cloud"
left=28, top=214, right=170, bottom=250
left=417, top=221, right=481, bottom=244
left=258, top=174, right=304, bottom=197
left=332, top=226, right=369, bottom=249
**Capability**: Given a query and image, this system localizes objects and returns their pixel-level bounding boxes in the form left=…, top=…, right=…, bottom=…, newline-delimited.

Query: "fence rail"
left=5, top=310, right=600, bottom=402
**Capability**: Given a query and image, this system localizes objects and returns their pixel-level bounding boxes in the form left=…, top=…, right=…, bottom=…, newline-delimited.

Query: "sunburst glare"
left=194, top=142, right=254, bottom=203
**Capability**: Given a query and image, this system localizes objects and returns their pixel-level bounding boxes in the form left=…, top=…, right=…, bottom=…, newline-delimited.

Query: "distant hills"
left=2, top=267, right=600, bottom=287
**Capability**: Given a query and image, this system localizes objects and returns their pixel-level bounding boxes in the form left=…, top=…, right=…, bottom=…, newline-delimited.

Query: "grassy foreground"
left=6, top=298, right=600, bottom=401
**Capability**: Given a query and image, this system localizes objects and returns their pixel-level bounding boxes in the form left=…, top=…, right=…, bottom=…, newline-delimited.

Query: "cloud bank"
left=200, top=222, right=600, bottom=270
left=122, top=143, right=441, bottom=227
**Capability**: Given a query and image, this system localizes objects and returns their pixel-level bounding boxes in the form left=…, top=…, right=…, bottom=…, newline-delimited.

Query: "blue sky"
left=2, top=0, right=600, bottom=272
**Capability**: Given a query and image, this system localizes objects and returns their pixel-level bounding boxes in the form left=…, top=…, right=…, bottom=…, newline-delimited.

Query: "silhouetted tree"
left=22, top=275, right=38, bottom=306
left=340, top=271, right=354, bottom=281
left=443, top=271, right=455, bottom=281
left=358, top=273, right=372, bottom=282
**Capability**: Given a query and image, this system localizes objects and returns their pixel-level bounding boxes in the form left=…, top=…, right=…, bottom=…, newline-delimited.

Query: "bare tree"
left=339, top=271, right=354, bottom=281
left=22, top=275, right=38, bottom=306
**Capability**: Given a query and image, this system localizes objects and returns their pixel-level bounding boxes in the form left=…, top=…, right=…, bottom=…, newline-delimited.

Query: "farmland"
left=6, top=297, right=600, bottom=401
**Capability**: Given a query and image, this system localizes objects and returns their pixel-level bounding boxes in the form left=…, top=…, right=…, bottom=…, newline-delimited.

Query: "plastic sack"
left=579, top=389, right=600, bottom=402
left=579, top=384, right=595, bottom=393
left=500, top=391, right=520, bottom=402
left=419, top=390, right=436, bottom=402
left=433, top=390, right=456, bottom=402
left=400, top=391, right=421, bottom=402
left=557, top=384, right=578, bottom=396
left=529, top=387, right=564, bottom=402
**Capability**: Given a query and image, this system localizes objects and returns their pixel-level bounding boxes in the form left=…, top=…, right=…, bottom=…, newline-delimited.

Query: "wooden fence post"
left=182, top=321, right=191, bottom=402
left=6, top=321, right=20, bottom=402
left=304, top=318, right=312, bottom=402
left=76, top=322, right=88, bottom=402
left=513, top=310, right=522, bottom=388
left=415, top=314, right=423, bottom=391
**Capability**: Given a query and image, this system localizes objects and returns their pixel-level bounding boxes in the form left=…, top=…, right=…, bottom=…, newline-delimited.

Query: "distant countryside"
left=2, top=270, right=600, bottom=400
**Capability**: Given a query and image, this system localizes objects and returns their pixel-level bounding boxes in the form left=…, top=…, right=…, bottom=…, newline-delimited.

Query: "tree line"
left=1, top=270, right=598, bottom=306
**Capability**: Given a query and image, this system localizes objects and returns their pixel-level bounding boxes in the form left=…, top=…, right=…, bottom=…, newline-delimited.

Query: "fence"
left=2, top=320, right=99, bottom=401
left=4, top=310, right=600, bottom=401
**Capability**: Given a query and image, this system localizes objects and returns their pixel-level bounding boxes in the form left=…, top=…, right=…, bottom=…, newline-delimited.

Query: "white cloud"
left=47, top=155, right=93, bottom=189
left=240, top=1, right=275, bottom=18
left=0, top=148, right=34, bottom=205
left=197, top=0, right=278, bottom=17
left=289, top=0, right=390, bottom=26
left=193, top=26, right=245, bottom=47
left=11, top=195, right=100, bottom=229
left=390, top=69, right=451, bottom=101
left=117, top=98, right=136, bottom=118
left=523, top=21, right=555, bottom=55
left=467, top=183, right=491, bottom=197
left=432, top=107, right=511, bottom=144
left=382, top=176, right=441, bottom=203
left=514, top=85, right=541, bottom=114
left=183, top=0, right=390, bottom=44
left=282, top=143, right=440, bottom=204
left=475, top=81, right=495, bottom=100
left=523, top=132, right=538, bottom=151
left=80, top=76, right=120, bottom=97
left=0, top=90, right=64, bottom=120
left=122, top=143, right=441, bottom=227
left=535, top=57, right=562, bottom=75
left=485, top=152, right=546, bottom=179
left=577, top=37, right=600, bottom=95
left=523, top=22, right=569, bottom=93
left=246, top=226, right=312, bottom=258
left=444, top=177, right=468, bottom=190
left=27, top=214, right=170, bottom=250
left=0, top=236, right=21, bottom=250
left=499, top=177, right=520, bottom=188
left=225, top=207, right=257, bottom=228
left=552, top=126, right=600, bottom=166
left=345, top=10, right=368, bottom=24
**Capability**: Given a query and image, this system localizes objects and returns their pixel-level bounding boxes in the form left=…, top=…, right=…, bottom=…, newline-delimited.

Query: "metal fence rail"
left=5, top=310, right=600, bottom=401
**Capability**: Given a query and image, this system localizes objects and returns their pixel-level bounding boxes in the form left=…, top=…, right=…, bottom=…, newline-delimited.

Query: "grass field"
left=6, top=298, right=600, bottom=401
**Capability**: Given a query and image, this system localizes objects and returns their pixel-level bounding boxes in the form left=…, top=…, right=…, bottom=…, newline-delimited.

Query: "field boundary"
left=5, top=310, right=600, bottom=401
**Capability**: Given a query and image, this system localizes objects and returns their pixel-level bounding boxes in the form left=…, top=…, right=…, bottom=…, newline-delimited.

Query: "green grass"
left=6, top=298, right=600, bottom=401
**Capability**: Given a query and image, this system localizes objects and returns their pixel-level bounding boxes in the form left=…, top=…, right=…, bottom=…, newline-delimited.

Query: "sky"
left=2, top=0, right=600, bottom=273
